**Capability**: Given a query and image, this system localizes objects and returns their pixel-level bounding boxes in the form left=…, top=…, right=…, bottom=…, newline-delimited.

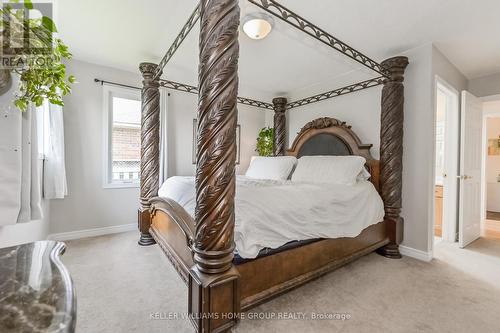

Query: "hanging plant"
left=255, top=127, right=274, bottom=157
left=0, top=0, right=75, bottom=111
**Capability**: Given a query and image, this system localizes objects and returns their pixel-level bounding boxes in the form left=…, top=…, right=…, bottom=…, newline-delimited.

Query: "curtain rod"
left=94, top=78, right=273, bottom=110
left=94, top=78, right=171, bottom=96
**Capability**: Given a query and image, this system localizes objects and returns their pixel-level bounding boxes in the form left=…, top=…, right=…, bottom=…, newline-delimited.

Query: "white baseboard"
left=399, top=245, right=433, bottom=262
left=48, top=223, right=136, bottom=241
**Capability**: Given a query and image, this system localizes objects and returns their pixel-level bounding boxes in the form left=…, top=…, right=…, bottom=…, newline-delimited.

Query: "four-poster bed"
left=137, top=1, right=409, bottom=332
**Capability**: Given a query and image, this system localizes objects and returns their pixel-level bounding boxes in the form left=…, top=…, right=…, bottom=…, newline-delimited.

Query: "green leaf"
left=50, top=98, right=64, bottom=106
left=24, top=0, right=33, bottom=10
left=256, top=127, right=274, bottom=157
left=34, top=95, right=43, bottom=106
left=41, top=16, right=57, bottom=32
left=15, top=99, right=28, bottom=111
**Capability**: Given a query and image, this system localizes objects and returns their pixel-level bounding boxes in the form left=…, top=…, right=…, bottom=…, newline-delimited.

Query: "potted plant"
left=255, top=127, right=274, bottom=157
left=0, top=0, right=74, bottom=111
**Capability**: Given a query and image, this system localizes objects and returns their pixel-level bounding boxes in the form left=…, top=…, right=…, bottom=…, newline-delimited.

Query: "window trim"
left=102, top=84, right=141, bottom=189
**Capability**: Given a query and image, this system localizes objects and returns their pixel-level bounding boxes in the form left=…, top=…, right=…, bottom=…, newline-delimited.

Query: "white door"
left=458, top=91, right=483, bottom=248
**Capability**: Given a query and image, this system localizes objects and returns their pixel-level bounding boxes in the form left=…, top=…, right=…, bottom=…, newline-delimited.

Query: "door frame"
left=480, top=94, right=500, bottom=226
left=429, top=76, right=460, bottom=257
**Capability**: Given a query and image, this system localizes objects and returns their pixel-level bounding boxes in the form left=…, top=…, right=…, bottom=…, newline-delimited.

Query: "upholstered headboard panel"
left=287, top=117, right=380, bottom=192
left=296, top=133, right=351, bottom=158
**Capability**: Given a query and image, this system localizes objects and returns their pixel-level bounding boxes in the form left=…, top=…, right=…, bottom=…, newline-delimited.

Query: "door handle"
left=457, top=175, right=473, bottom=180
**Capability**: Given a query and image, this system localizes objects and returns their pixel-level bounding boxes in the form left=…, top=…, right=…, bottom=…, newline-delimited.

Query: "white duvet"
left=158, top=176, right=385, bottom=259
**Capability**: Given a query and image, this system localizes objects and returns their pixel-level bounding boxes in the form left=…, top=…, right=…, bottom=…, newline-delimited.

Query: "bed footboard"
left=237, top=221, right=388, bottom=310
left=150, top=197, right=195, bottom=283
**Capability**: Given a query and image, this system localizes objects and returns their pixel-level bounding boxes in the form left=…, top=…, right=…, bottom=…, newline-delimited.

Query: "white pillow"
left=245, top=156, right=297, bottom=180
left=357, top=167, right=372, bottom=181
left=291, top=155, right=367, bottom=185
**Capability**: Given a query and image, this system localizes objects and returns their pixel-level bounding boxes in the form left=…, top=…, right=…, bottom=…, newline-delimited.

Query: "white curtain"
left=42, top=100, right=68, bottom=199
left=0, top=78, right=43, bottom=225
left=17, top=105, right=43, bottom=222
left=159, top=88, right=169, bottom=185
left=0, top=76, right=66, bottom=226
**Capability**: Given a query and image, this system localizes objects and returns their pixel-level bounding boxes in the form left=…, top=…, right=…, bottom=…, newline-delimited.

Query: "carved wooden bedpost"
left=137, top=62, right=162, bottom=246
left=189, top=0, right=240, bottom=332
left=273, top=97, right=287, bottom=156
left=377, top=56, right=409, bottom=259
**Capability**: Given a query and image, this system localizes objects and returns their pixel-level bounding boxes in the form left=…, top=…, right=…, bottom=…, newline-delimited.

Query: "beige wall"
left=49, top=60, right=142, bottom=234
left=166, top=88, right=266, bottom=177
left=287, top=87, right=381, bottom=159
left=399, top=43, right=434, bottom=253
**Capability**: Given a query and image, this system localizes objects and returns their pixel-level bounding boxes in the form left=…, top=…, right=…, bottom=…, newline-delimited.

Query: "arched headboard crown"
left=287, top=117, right=380, bottom=191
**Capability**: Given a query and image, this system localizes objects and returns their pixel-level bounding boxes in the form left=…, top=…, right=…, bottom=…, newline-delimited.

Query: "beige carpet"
left=62, top=232, right=500, bottom=333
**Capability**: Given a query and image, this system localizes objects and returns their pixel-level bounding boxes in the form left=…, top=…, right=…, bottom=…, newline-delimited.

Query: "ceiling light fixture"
left=242, top=14, right=273, bottom=40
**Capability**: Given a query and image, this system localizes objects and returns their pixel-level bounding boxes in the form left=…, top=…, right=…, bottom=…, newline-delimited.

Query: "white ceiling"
left=58, top=0, right=500, bottom=101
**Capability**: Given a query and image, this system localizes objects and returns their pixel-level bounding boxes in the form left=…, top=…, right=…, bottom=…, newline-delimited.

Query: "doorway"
left=481, top=97, right=500, bottom=239
left=433, top=77, right=460, bottom=247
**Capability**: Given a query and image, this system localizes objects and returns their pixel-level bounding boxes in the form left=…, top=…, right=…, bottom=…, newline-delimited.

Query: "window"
left=103, top=85, right=141, bottom=188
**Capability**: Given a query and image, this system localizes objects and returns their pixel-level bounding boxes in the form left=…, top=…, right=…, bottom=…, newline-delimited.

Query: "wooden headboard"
left=287, top=117, right=380, bottom=192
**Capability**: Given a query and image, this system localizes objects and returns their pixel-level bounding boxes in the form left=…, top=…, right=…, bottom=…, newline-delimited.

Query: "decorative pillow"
left=291, top=155, right=367, bottom=185
left=245, top=156, right=297, bottom=180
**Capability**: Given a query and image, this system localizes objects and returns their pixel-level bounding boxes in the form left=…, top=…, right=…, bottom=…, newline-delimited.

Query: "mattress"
left=158, top=176, right=385, bottom=259
left=232, top=238, right=320, bottom=265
